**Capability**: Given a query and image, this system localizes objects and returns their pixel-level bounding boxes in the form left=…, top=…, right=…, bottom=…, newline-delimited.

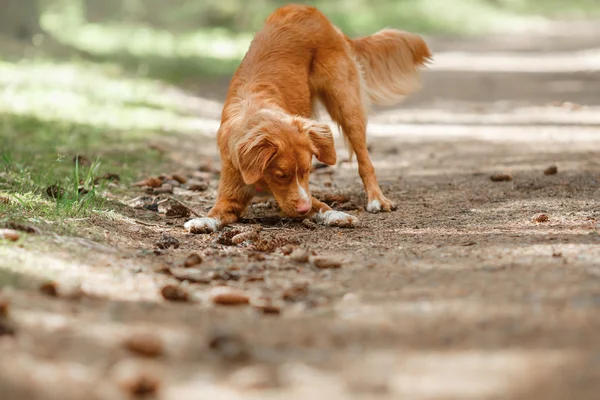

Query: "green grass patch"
left=0, top=57, right=200, bottom=231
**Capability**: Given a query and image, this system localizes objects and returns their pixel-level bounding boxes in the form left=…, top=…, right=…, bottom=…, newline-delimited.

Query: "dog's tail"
left=351, top=29, right=432, bottom=106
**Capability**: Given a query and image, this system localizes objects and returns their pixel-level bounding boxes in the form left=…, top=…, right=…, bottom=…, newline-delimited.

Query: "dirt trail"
left=1, top=23, right=600, bottom=400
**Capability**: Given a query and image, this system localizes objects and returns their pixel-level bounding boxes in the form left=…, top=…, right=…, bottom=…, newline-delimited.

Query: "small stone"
left=533, top=214, right=549, bottom=223
left=171, top=174, right=187, bottom=184
left=40, top=281, right=58, bottom=297
left=210, top=286, right=250, bottom=306
left=184, top=253, right=203, bottom=268
left=0, top=196, right=9, bottom=204
left=310, top=256, right=343, bottom=269
left=289, top=248, right=309, bottom=263
left=133, top=177, right=163, bottom=188
left=161, top=284, right=188, bottom=302
left=0, top=229, right=20, bottom=241
left=155, top=234, right=180, bottom=249
left=544, top=165, right=558, bottom=175
left=124, top=333, right=164, bottom=358
left=188, top=181, right=208, bottom=191
left=490, top=173, right=512, bottom=182
left=302, top=219, right=317, bottom=230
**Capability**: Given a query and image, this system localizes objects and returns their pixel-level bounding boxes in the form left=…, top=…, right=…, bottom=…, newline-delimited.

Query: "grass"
left=0, top=54, right=201, bottom=233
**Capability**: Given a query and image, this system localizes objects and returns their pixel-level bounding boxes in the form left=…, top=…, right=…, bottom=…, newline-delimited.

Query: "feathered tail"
left=351, top=29, right=432, bottom=106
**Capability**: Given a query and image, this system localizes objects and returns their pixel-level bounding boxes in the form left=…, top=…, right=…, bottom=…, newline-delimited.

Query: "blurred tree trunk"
left=84, top=0, right=122, bottom=23
left=0, top=0, right=42, bottom=40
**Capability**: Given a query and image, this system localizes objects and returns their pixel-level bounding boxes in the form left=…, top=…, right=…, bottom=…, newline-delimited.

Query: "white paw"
left=184, top=217, right=220, bottom=234
left=366, top=199, right=382, bottom=213
left=313, top=210, right=359, bottom=228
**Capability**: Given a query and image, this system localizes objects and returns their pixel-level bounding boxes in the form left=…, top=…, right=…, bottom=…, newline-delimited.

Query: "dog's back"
left=224, top=5, right=431, bottom=122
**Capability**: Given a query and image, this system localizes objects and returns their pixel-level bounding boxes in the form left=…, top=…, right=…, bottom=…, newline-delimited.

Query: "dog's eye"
left=274, top=172, right=287, bottom=180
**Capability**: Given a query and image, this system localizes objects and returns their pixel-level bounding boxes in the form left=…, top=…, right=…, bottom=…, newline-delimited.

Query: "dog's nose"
left=296, top=202, right=312, bottom=215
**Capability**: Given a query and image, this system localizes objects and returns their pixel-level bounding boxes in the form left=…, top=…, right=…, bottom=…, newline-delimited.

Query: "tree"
left=0, top=0, right=42, bottom=40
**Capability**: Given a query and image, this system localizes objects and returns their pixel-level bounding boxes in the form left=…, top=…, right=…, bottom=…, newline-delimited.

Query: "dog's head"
left=235, top=111, right=336, bottom=217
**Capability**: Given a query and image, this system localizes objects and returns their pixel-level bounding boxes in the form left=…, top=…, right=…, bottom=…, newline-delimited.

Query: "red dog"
left=185, top=4, right=431, bottom=233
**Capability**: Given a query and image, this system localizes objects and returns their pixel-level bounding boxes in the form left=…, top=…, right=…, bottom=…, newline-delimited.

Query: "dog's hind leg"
left=311, top=50, right=395, bottom=213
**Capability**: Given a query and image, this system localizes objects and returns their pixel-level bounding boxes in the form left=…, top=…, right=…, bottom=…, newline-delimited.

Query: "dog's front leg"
left=309, top=197, right=359, bottom=228
left=184, top=172, right=253, bottom=234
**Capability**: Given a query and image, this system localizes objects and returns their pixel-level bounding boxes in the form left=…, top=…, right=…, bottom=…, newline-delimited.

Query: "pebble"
left=0, top=229, right=20, bottom=241
left=133, top=177, right=163, bottom=188
left=533, top=214, right=549, bottom=223
left=183, top=252, right=203, bottom=268
left=544, top=165, right=558, bottom=175
left=171, top=174, right=188, bottom=184
left=39, top=281, right=58, bottom=297
left=310, top=256, right=343, bottom=269
left=490, top=173, right=512, bottom=182
left=124, top=332, right=164, bottom=358
left=188, top=181, right=208, bottom=191
left=210, top=286, right=250, bottom=306
left=161, top=284, right=189, bottom=302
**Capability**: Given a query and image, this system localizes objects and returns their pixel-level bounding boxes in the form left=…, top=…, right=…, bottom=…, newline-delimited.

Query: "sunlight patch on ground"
left=0, top=245, right=161, bottom=302
left=0, top=60, right=208, bottom=134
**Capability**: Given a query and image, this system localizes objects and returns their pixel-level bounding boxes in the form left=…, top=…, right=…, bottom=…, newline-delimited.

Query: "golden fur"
left=185, top=4, right=431, bottom=232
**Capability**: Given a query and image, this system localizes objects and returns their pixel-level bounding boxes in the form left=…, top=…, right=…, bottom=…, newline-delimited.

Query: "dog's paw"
left=184, top=217, right=220, bottom=234
left=366, top=196, right=396, bottom=214
left=313, top=210, right=359, bottom=228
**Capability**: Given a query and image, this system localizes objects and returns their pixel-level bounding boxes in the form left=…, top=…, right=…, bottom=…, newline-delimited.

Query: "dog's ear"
left=303, top=121, right=336, bottom=165
left=236, top=133, right=278, bottom=185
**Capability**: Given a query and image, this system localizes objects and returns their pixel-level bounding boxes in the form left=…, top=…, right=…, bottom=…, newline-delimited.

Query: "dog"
left=185, top=4, right=431, bottom=233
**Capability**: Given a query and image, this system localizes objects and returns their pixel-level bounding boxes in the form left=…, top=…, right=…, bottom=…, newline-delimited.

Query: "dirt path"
left=1, top=25, right=600, bottom=400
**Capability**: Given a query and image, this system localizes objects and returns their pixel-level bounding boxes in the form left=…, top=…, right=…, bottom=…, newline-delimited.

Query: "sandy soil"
left=1, top=23, right=600, bottom=400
